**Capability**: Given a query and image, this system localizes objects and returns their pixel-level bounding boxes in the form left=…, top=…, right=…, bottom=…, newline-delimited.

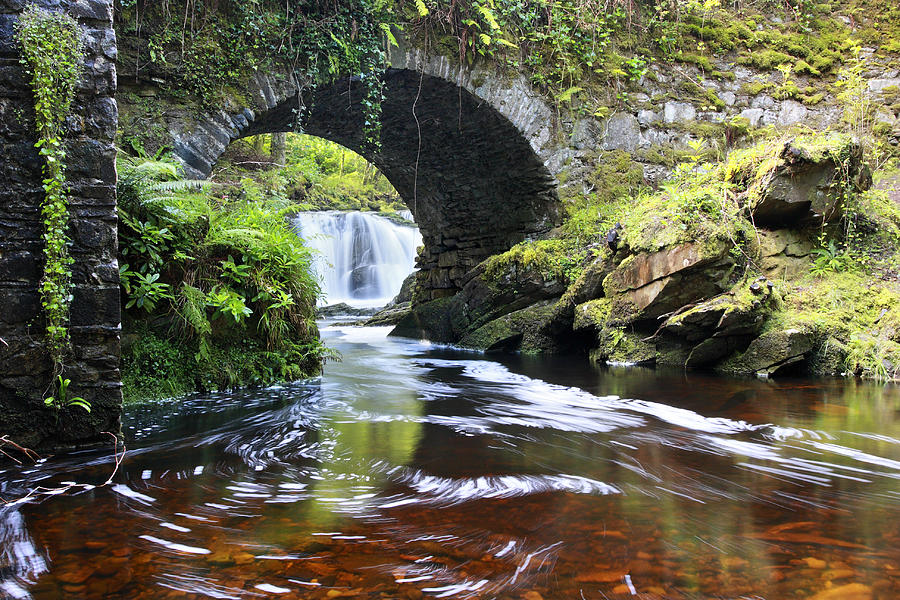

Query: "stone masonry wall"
left=0, top=0, right=121, bottom=451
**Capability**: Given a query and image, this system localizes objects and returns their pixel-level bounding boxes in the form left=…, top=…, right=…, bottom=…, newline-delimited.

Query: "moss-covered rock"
left=459, top=302, right=558, bottom=353
left=389, top=296, right=459, bottom=342
left=725, top=134, right=872, bottom=228
left=589, top=328, right=657, bottom=366
left=717, top=328, right=814, bottom=376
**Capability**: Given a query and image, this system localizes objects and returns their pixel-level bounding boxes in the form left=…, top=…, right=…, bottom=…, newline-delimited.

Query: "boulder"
left=543, top=255, right=614, bottom=335
left=750, top=138, right=871, bottom=228
left=603, top=241, right=735, bottom=320
left=390, top=296, right=459, bottom=341
left=458, top=303, right=558, bottom=353
left=589, top=328, right=656, bottom=366
left=393, top=272, right=418, bottom=305
left=717, top=328, right=813, bottom=376
left=656, top=278, right=776, bottom=368
left=316, top=303, right=380, bottom=317
left=392, top=249, right=569, bottom=343
left=365, top=302, right=413, bottom=327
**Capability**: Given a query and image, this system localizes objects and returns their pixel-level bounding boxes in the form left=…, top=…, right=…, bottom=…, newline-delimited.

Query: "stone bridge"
left=165, top=45, right=562, bottom=300
left=0, top=0, right=874, bottom=449
left=0, top=0, right=567, bottom=449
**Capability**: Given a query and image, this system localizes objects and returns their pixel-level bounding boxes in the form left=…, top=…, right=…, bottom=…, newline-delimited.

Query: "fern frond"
left=151, top=179, right=212, bottom=192
left=176, top=283, right=212, bottom=337
left=556, top=86, right=583, bottom=103
left=477, top=5, right=500, bottom=30
left=380, top=22, right=398, bottom=48
left=127, top=159, right=181, bottom=181
left=415, top=0, right=429, bottom=16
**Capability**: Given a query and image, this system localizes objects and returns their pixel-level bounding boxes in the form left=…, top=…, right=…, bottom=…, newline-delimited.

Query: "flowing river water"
left=2, top=323, right=899, bottom=599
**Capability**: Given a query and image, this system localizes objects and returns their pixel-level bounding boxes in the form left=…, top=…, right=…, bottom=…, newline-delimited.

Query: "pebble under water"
left=1, top=323, right=899, bottom=599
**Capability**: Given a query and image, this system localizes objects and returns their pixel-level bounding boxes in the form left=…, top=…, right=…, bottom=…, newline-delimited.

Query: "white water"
left=293, top=211, right=422, bottom=308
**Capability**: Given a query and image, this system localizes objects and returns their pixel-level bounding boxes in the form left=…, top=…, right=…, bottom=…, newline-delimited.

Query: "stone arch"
left=169, top=50, right=561, bottom=299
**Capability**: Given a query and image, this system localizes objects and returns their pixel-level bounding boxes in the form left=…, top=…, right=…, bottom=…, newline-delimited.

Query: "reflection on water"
left=1, top=323, right=899, bottom=599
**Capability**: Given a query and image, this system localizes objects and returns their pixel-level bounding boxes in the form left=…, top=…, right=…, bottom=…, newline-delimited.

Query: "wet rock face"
left=0, top=0, right=122, bottom=451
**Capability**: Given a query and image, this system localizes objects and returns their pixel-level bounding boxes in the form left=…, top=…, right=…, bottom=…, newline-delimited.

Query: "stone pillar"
left=0, top=0, right=121, bottom=451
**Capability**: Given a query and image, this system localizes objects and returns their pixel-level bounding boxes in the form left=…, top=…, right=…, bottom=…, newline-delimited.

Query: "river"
left=1, top=322, right=899, bottom=599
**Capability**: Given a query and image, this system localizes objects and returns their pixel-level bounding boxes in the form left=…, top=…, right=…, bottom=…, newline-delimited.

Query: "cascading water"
left=293, top=211, right=422, bottom=307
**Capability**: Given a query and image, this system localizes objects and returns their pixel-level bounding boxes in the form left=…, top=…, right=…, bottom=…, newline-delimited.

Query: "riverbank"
left=392, top=133, right=900, bottom=381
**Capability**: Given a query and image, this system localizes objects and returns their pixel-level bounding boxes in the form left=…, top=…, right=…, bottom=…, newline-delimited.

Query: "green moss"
left=121, top=324, right=324, bottom=404
left=484, top=238, right=586, bottom=286
left=590, top=327, right=656, bottom=365
left=793, top=59, right=821, bottom=76
left=799, top=91, right=826, bottom=105
left=635, top=145, right=678, bottom=168
left=772, top=273, right=900, bottom=380
left=573, top=298, right=613, bottom=332
left=678, top=79, right=726, bottom=110
left=882, top=86, right=900, bottom=104
left=460, top=303, right=557, bottom=353
left=122, top=330, right=194, bottom=403
left=559, top=150, right=646, bottom=246
left=711, top=70, right=737, bottom=82
left=741, top=80, right=775, bottom=96
left=737, top=49, right=794, bottom=71
left=674, top=52, right=715, bottom=72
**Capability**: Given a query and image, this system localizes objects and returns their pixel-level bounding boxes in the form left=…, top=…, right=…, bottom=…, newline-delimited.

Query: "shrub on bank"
left=117, top=155, right=329, bottom=403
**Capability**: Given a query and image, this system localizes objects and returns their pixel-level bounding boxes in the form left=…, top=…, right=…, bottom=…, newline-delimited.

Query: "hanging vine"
left=115, top=0, right=391, bottom=150
left=15, top=5, right=84, bottom=394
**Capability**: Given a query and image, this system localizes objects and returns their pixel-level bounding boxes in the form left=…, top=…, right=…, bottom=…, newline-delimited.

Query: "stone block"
left=602, top=112, right=640, bottom=152
left=69, top=284, right=119, bottom=327
left=663, top=101, right=696, bottom=123
left=0, top=250, right=39, bottom=282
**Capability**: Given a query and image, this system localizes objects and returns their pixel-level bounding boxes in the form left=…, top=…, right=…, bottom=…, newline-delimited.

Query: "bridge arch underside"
left=188, top=69, right=560, bottom=300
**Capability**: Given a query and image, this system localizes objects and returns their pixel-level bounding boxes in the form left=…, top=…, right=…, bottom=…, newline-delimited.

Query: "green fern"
left=176, top=284, right=212, bottom=337
left=477, top=5, right=500, bottom=30
left=555, top=86, right=583, bottom=103
left=415, top=0, right=429, bottom=16
left=151, top=179, right=211, bottom=192
left=380, top=23, right=399, bottom=48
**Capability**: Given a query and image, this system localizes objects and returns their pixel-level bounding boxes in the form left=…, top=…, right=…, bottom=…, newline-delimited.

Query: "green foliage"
left=776, top=273, right=900, bottom=381
left=116, top=0, right=392, bottom=148
left=221, top=134, right=405, bottom=213
left=117, top=154, right=329, bottom=402
left=44, top=376, right=91, bottom=414
left=560, top=150, right=646, bottom=246
left=810, top=239, right=855, bottom=276
left=16, top=5, right=84, bottom=383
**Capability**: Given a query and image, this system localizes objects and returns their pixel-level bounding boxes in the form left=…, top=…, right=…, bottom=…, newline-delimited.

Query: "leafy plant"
left=811, top=240, right=855, bottom=276
left=44, top=376, right=91, bottom=413
left=207, top=287, right=253, bottom=323
left=16, top=5, right=84, bottom=379
left=122, top=269, right=174, bottom=312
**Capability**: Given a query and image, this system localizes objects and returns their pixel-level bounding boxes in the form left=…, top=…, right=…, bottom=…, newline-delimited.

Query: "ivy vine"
left=116, top=0, right=391, bottom=150
left=16, top=5, right=84, bottom=391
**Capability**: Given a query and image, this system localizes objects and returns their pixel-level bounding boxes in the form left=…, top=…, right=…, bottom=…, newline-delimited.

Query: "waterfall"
left=293, top=211, right=422, bottom=308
